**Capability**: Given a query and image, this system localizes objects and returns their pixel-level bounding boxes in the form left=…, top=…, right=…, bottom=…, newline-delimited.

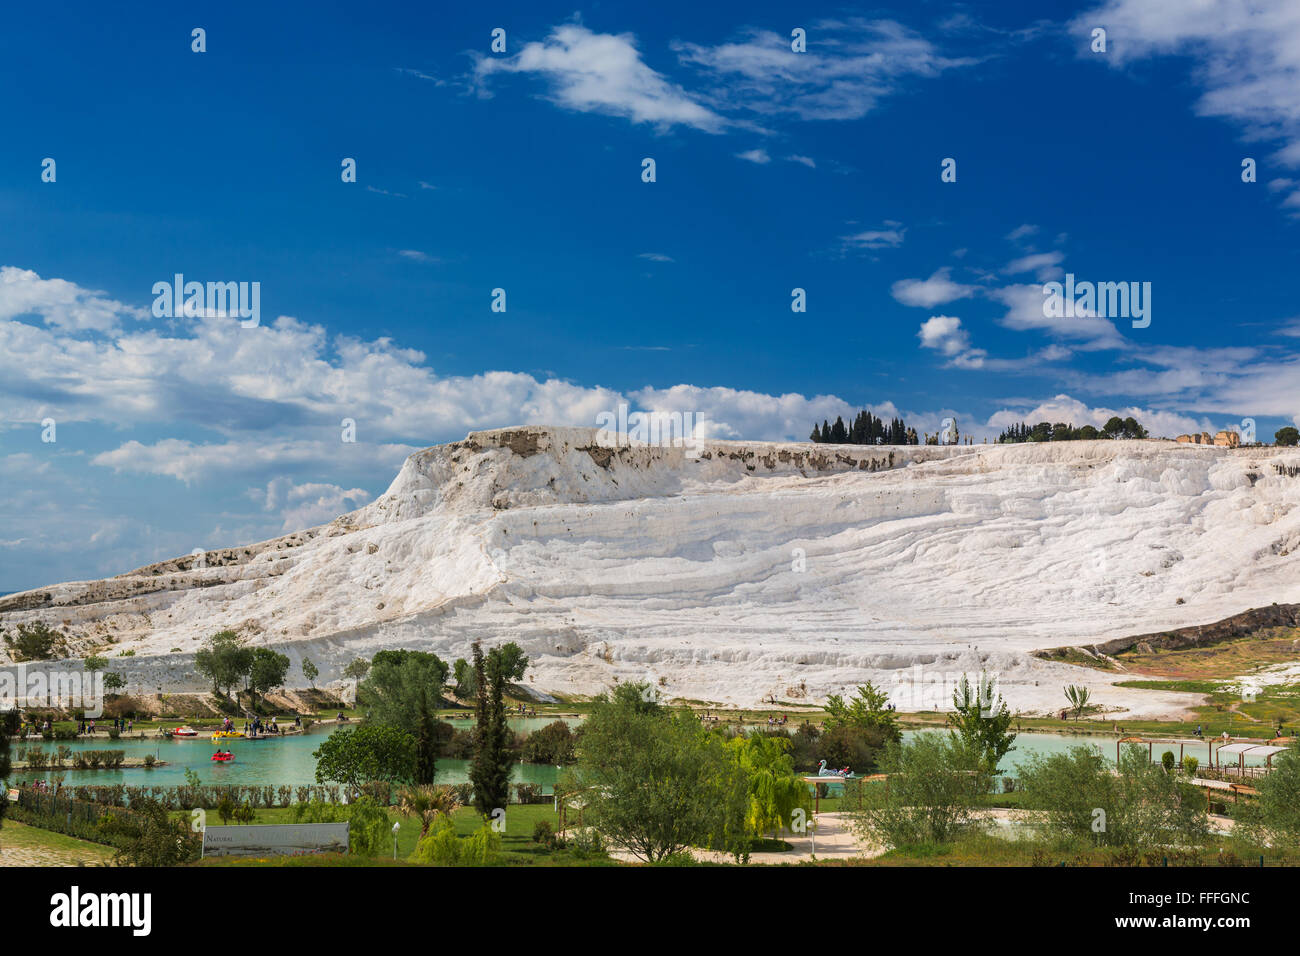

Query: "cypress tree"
left=469, top=642, right=513, bottom=818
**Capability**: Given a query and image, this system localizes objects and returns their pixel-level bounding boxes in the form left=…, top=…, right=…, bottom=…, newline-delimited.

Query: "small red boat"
left=168, top=726, right=199, bottom=738
left=211, top=751, right=235, bottom=762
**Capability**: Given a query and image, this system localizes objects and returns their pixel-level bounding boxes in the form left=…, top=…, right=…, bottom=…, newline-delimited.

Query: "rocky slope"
left=4, top=427, right=1300, bottom=716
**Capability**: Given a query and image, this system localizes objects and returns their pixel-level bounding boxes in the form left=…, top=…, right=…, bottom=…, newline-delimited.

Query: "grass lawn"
left=0, top=820, right=116, bottom=866
left=187, top=802, right=618, bottom=867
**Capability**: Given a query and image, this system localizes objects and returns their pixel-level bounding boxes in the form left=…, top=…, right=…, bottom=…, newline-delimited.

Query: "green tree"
left=521, top=720, right=578, bottom=765
left=292, top=796, right=390, bottom=855
left=1017, top=744, right=1208, bottom=849
left=1064, top=684, right=1092, bottom=720
left=342, top=657, right=371, bottom=681
left=313, top=724, right=417, bottom=792
left=823, top=682, right=902, bottom=743
left=947, top=673, right=1017, bottom=775
left=574, top=682, right=747, bottom=862
left=494, top=641, right=530, bottom=682
left=469, top=642, right=513, bottom=817
left=103, top=673, right=126, bottom=693
left=0, top=710, right=18, bottom=826
left=83, top=655, right=108, bottom=674
left=357, top=649, right=449, bottom=785
left=1276, top=426, right=1300, bottom=447
left=301, top=658, right=318, bottom=689
left=2, top=621, right=64, bottom=661
left=193, top=630, right=252, bottom=698
left=854, top=733, right=986, bottom=848
left=1235, top=744, right=1300, bottom=847
left=112, top=799, right=202, bottom=866
left=246, top=648, right=290, bottom=709
left=1102, top=416, right=1125, bottom=439
left=451, top=657, right=477, bottom=699
left=728, top=733, right=811, bottom=840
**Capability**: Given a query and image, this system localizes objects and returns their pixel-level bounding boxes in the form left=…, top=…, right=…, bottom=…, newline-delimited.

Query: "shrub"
left=532, top=819, right=555, bottom=847
left=853, top=733, right=986, bottom=849
left=1161, top=751, right=1176, bottom=773
left=460, top=822, right=503, bottom=865
left=411, top=815, right=462, bottom=865
left=292, top=797, right=389, bottom=855
left=113, top=798, right=201, bottom=866
left=1018, top=744, right=1208, bottom=849
left=1183, top=756, right=1199, bottom=777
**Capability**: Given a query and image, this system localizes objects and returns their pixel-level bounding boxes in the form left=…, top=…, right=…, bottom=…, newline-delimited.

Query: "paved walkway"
left=607, top=812, right=882, bottom=865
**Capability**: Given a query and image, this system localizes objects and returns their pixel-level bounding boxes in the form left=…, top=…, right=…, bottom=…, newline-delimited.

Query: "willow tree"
left=729, top=733, right=810, bottom=840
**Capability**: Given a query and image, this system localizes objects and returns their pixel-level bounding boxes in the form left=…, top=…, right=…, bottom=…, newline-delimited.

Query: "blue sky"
left=2, top=0, right=1300, bottom=590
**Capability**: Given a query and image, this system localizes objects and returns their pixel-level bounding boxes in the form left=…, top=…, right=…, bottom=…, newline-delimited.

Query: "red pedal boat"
left=211, top=751, right=235, bottom=762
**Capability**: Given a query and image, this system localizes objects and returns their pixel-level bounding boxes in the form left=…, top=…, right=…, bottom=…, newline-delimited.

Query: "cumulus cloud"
left=473, top=24, right=726, bottom=132
left=985, top=394, right=1208, bottom=440
left=0, top=266, right=145, bottom=333
left=249, top=477, right=374, bottom=531
left=890, top=268, right=977, bottom=308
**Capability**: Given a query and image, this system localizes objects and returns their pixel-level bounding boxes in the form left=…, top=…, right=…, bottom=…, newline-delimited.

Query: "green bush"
left=853, top=733, right=986, bottom=849
left=521, top=721, right=578, bottom=765
left=291, top=797, right=389, bottom=855
left=532, top=819, right=555, bottom=847
left=1161, top=751, right=1176, bottom=772
left=1017, top=744, right=1208, bottom=849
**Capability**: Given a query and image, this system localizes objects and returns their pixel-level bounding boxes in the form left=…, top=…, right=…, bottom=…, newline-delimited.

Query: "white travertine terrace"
left=4, top=427, right=1299, bottom=717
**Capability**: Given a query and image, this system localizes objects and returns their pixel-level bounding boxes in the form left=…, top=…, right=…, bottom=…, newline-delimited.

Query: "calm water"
left=7, top=725, right=1258, bottom=793
left=9, top=718, right=576, bottom=792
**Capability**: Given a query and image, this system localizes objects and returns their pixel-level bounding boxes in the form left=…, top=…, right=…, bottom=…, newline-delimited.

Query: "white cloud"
left=842, top=221, right=905, bottom=250
left=736, top=148, right=771, bottom=164
left=890, top=268, right=977, bottom=308
left=1004, top=251, right=1065, bottom=281
left=673, top=18, right=976, bottom=121
left=0, top=266, right=144, bottom=333
left=917, top=315, right=970, bottom=355
left=1077, top=0, right=1300, bottom=212
left=985, top=394, right=1206, bottom=440
left=250, top=477, right=374, bottom=531
left=987, top=282, right=1127, bottom=350
left=397, top=249, right=438, bottom=263
left=786, top=154, right=816, bottom=168
left=637, top=252, right=675, bottom=262
left=473, top=24, right=726, bottom=132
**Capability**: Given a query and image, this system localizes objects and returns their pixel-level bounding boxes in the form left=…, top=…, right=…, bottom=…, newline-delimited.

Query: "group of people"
left=243, top=715, right=281, bottom=736
left=765, top=714, right=790, bottom=726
